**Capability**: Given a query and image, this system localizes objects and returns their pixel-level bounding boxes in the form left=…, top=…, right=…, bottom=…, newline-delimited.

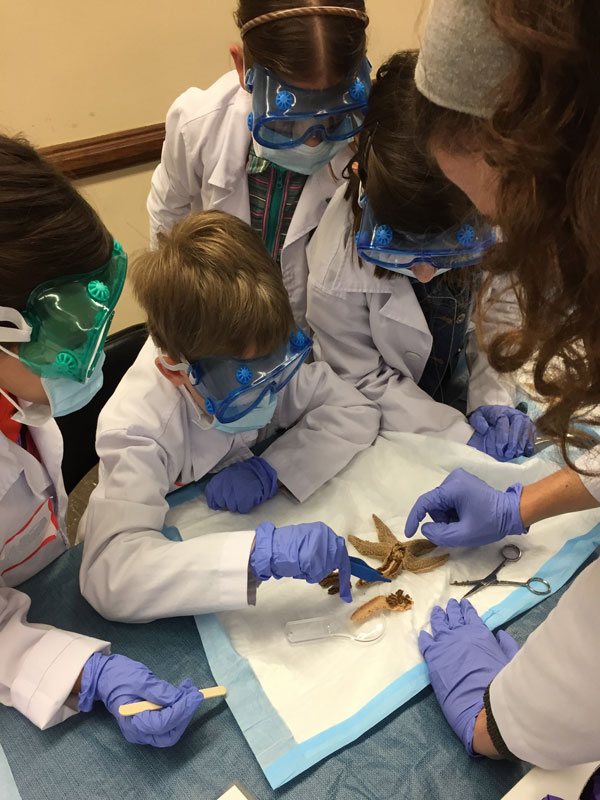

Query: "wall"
left=1, top=0, right=426, bottom=330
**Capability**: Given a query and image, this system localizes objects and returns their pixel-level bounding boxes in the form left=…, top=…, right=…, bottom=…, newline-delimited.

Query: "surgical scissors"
left=451, top=544, right=551, bottom=599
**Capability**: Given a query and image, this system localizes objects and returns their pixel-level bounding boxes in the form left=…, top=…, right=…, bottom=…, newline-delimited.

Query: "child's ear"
left=229, top=43, right=246, bottom=89
left=155, top=356, right=188, bottom=387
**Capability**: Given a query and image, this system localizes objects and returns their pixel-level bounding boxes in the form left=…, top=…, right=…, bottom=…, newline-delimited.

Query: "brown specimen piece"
left=351, top=589, right=414, bottom=622
left=350, top=514, right=449, bottom=585
left=320, top=514, right=450, bottom=594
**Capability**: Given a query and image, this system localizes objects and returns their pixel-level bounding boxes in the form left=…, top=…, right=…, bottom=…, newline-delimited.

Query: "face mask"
left=41, top=351, right=105, bottom=418
left=253, top=138, right=348, bottom=176
left=0, top=351, right=105, bottom=427
left=211, top=391, right=277, bottom=434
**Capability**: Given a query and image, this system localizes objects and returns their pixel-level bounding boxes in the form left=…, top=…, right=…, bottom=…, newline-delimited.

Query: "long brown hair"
left=235, top=0, right=367, bottom=84
left=347, top=51, right=475, bottom=282
left=416, top=0, right=600, bottom=466
left=0, top=134, right=113, bottom=311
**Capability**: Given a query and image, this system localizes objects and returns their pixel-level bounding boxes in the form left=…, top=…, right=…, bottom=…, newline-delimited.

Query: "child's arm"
left=307, top=279, right=474, bottom=442
left=147, top=91, right=202, bottom=247
left=79, top=428, right=255, bottom=623
left=261, top=361, right=380, bottom=502
left=0, top=585, right=109, bottom=729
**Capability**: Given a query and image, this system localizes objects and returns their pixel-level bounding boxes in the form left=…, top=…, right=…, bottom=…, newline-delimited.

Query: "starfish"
left=348, top=514, right=449, bottom=584
left=319, top=514, right=449, bottom=594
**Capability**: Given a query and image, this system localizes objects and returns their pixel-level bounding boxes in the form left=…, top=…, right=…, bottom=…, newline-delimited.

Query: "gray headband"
left=415, top=0, right=516, bottom=119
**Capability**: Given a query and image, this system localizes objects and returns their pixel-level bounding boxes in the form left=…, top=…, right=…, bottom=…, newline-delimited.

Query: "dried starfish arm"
left=351, top=589, right=413, bottom=622
left=403, top=550, right=449, bottom=573
left=351, top=595, right=389, bottom=622
left=372, top=514, right=400, bottom=545
left=406, top=539, right=438, bottom=557
left=348, top=534, right=390, bottom=560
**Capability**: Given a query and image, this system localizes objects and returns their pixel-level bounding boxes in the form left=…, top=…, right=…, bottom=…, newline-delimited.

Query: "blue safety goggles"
left=356, top=197, right=496, bottom=276
left=245, top=59, right=371, bottom=149
left=185, top=329, right=312, bottom=423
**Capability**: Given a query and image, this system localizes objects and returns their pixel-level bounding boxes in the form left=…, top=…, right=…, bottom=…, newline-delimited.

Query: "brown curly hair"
left=416, top=0, right=600, bottom=468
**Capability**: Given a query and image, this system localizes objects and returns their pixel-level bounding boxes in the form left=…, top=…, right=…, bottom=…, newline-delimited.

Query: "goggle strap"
left=0, top=308, right=32, bottom=342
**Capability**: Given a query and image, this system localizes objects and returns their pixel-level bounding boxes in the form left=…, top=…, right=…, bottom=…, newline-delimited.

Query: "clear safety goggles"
left=246, top=59, right=371, bottom=149
left=164, top=329, right=312, bottom=423
left=356, top=197, right=496, bottom=276
left=0, top=241, right=127, bottom=382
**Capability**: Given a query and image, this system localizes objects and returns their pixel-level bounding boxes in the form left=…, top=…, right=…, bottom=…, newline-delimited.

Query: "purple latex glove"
left=250, top=521, right=352, bottom=603
left=205, top=456, right=278, bottom=513
left=79, top=653, right=203, bottom=747
left=468, top=405, right=536, bottom=461
left=405, top=468, right=528, bottom=546
left=419, top=598, right=519, bottom=755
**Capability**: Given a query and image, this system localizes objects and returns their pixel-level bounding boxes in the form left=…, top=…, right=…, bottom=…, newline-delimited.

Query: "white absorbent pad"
left=165, top=432, right=600, bottom=788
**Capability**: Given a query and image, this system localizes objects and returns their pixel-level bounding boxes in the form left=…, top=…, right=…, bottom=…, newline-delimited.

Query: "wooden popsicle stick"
left=118, top=685, right=227, bottom=716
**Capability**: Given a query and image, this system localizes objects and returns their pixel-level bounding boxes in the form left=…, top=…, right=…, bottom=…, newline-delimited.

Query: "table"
left=2, top=544, right=593, bottom=800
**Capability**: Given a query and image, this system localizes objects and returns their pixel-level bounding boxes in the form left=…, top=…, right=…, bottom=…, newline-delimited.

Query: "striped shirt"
left=247, top=145, right=308, bottom=264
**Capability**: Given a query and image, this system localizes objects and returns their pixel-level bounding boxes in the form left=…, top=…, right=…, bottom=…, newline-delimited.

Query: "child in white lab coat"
left=0, top=135, right=202, bottom=745
left=148, top=0, right=370, bottom=329
left=79, top=210, right=379, bottom=623
left=306, top=51, right=535, bottom=460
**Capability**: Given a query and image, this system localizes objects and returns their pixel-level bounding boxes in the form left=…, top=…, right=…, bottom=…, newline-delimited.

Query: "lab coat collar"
left=207, top=87, right=252, bottom=222
left=0, top=421, right=60, bottom=505
left=378, top=276, right=432, bottom=335
left=284, top=146, right=350, bottom=249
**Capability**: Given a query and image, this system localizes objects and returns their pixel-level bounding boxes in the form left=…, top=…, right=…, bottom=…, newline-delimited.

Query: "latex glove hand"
left=250, top=521, right=352, bottom=603
left=405, top=468, right=527, bottom=546
left=205, top=457, right=278, bottom=513
left=79, top=653, right=203, bottom=747
left=419, top=598, right=519, bottom=754
left=468, top=405, right=536, bottom=461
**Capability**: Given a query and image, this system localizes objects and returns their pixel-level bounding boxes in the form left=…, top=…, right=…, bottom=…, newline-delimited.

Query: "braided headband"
left=240, top=6, right=369, bottom=38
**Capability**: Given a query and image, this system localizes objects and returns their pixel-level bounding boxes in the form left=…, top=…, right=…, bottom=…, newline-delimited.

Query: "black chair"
left=57, top=323, right=148, bottom=493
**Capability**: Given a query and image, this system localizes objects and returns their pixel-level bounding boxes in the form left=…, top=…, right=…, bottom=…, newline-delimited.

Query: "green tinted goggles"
left=0, top=241, right=127, bottom=382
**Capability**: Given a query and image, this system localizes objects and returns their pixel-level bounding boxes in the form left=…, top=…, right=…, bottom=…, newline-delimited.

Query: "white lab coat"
left=79, top=338, right=379, bottom=624
left=306, top=185, right=516, bottom=440
left=490, top=557, right=600, bottom=768
left=0, top=416, right=108, bottom=730
left=147, top=71, right=353, bottom=331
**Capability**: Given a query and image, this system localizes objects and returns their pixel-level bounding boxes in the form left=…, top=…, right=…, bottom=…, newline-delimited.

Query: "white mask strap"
left=0, top=386, right=25, bottom=417
left=157, top=352, right=189, bottom=373
left=0, top=307, right=32, bottom=343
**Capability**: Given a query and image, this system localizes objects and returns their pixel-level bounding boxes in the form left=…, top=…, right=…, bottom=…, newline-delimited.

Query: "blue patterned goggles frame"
left=188, top=329, right=312, bottom=423
left=246, top=59, right=371, bottom=149
left=356, top=198, right=496, bottom=273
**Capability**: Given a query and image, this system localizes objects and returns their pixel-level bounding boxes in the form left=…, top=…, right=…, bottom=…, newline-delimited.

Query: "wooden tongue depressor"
left=118, top=685, right=227, bottom=716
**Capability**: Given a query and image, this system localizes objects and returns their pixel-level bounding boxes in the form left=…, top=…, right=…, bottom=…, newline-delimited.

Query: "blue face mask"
left=41, top=351, right=105, bottom=418
left=210, top=391, right=277, bottom=434
left=253, top=138, right=348, bottom=176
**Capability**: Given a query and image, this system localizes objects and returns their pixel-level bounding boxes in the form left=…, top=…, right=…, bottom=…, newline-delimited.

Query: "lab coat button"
left=406, top=352, right=421, bottom=360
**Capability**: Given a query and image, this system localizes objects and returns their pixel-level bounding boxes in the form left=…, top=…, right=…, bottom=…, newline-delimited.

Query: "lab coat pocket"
left=0, top=497, right=66, bottom=587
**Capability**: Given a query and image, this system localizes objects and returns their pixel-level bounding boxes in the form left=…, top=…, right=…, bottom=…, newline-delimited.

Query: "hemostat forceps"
left=451, top=544, right=551, bottom=599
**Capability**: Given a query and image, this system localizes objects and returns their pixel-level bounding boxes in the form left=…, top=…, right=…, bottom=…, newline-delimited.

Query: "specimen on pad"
left=320, top=514, right=449, bottom=594
left=350, top=514, right=449, bottom=582
left=351, top=589, right=414, bottom=622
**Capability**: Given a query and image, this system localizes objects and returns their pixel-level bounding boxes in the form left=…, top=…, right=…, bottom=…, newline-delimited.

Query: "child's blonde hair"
left=131, top=211, right=295, bottom=361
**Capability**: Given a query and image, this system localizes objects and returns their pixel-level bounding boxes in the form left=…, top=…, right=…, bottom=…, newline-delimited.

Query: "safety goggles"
left=0, top=241, right=127, bottom=382
left=165, top=329, right=312, bottom=423
left=246, top=59, right=371, bottom=149
left=356, top=197, right=495, bottom=275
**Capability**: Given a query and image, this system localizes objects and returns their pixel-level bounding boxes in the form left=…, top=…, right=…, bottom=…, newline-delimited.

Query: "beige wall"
left=1, top=1, right=425, bottom=330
